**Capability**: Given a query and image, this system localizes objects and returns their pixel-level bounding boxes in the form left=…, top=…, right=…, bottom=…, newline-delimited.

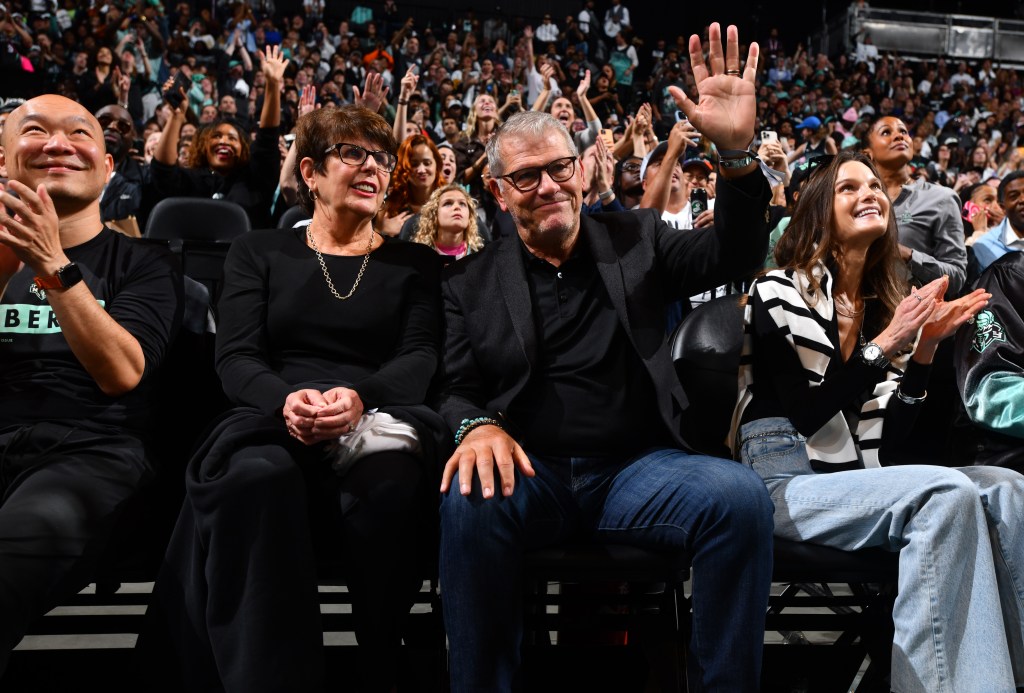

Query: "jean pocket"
left=739, top=421, right=812, bottom=480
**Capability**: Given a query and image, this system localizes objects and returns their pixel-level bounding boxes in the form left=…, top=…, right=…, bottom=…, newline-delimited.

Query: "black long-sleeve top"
left=149, top=126, right=280, bottom=229
left=215, top=229, right=442, bottom=417
left=743, top=284, right=931, bottom=468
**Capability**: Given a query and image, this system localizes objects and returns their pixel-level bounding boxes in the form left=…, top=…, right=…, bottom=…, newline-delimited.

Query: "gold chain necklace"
left=307, top=225, right=374, bottom=300
left=834, top=296, right=864, bottom=319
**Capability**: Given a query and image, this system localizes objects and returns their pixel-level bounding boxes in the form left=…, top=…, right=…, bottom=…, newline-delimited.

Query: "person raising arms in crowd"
left=437, top=24, right=775, bottom=692
left=150, top=45, right=289, bottom=229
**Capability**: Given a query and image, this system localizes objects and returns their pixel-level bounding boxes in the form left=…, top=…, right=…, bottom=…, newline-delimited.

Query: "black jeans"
left=0, top=421, right=152, bottom=674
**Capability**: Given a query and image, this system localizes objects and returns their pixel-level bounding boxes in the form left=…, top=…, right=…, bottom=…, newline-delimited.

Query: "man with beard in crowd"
left=613, top=154, right=643, bottom=209
left=94, top=104, right=145, bottom=231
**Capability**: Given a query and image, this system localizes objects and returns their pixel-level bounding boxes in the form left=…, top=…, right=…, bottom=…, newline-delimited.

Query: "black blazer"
left=437, top=170, right=771, bottom=453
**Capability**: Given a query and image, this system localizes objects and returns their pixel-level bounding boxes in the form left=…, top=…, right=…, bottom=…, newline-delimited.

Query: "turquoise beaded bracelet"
left=455, top=416, right=502, bottom=445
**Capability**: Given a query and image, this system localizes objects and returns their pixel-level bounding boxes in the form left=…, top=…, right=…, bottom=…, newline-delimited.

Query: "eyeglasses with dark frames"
left=97, top=115, right=133, bottom=136
left=620, top=162, right=642, bottom=173
left=498, top=156, right=578, bottom=192
left=323, top=142, right=397, bottom=173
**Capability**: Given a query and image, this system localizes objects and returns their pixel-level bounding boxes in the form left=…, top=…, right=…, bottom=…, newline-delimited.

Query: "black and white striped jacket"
left=729, top=263, right=907, bottom=469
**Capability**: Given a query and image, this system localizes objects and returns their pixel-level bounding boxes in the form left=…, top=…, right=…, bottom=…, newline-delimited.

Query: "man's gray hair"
left=486, top=111, right=579, bottom=179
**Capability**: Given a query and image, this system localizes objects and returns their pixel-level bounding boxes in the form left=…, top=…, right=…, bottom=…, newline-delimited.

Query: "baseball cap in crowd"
left=842, top=107, right=858, bottom=123
left=943, top=136, right=960, bottom=146
left=639, top=141, right=683, bottom=181
left=681, top=156, right=713, bottom=174
left=796, top=115, right=821, bottom=131
left=859, top=105, right=875, bottom=117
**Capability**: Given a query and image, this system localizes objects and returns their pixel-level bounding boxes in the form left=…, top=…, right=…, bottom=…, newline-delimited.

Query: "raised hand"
left=669, top=22, right=757, bottom=151
left=354, top=71, right=388, bottom=113
left=666, top=118, right=700, bottom=153
left=593, top=136, right=615, bottom=191
left=260, top=43, right=288, bottom=85
left=757, top=141, right=786, bottom=171
left=113, top=66, right=130, bottom=100
left=399, top=64, right=418, bottom=102
left=298, top=85, right=317, bottom=118
left=576, top=69, right=591, bottom=98
left=161, top=75, right=189, bottom=117
left=379, top=210, right=413, bottom=237
left=636, top=101, right=652, bottom=125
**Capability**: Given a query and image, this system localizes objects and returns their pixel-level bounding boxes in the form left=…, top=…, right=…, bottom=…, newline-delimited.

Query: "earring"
left=310, top=189, right=318, bottom=201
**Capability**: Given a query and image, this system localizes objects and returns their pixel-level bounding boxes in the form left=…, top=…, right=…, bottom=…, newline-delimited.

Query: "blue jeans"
left=440, top=447, right=774, bottom=693
left=739, top=417, right=1024, bottom=693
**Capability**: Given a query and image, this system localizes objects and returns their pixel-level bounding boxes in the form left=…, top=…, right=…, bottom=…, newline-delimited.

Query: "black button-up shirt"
left=506, top=241, right=671, bottom=457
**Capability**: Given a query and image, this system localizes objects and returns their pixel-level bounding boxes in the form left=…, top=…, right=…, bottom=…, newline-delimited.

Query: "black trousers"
left=0, top=421, right=152, bottom=674
left=155, top=410, right=426, bottom=692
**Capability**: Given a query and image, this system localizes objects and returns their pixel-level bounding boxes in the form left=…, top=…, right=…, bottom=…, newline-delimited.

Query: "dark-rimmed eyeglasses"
left=97, top=115, right=133, bottom=136
left=498, top=156, right=577, bottom=192
left=324, top=142, right=397, bottom=173
left=620, top=162, right=642, bottom=173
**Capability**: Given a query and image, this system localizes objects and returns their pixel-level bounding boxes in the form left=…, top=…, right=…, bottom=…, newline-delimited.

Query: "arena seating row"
left=7, top=199, right=901, bottom=693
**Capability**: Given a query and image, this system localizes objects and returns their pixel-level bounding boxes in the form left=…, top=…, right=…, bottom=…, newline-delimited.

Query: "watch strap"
left=718, top=148, right=758, bottom=169
left=33, top=262, right=82, bottom=291
left=860, top=342, right=890, bottom=369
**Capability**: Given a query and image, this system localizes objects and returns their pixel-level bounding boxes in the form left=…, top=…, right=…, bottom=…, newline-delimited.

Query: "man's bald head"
left=0, top=94, right=113, bottom=214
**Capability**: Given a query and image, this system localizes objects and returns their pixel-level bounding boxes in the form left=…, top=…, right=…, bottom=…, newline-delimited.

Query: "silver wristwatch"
left=860, top=342, right=890, bottom=369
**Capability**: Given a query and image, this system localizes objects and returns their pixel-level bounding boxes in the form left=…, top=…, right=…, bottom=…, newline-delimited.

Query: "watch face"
left=862, top=344, right=882, bottom=361
left=56, top=262, right=83, bottom=289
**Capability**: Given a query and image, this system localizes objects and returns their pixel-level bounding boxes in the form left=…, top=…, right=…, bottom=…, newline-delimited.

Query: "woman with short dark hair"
left=156, top=104, right=447, bottom=693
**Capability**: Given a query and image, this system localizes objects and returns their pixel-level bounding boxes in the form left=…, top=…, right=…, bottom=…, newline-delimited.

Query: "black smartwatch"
left=859, top=342, right=890, bottom=369
left=33, top=262, right=84, bottom=291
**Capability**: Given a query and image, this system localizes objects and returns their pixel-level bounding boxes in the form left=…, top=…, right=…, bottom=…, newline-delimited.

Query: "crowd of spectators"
left=1, top=0, right=1022, bottom=243
left=2, top=3, right=1024, bottom=688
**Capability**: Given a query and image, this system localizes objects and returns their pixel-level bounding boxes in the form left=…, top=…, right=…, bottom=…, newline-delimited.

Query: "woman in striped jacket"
left=731, top=150, right=1024, bottom=693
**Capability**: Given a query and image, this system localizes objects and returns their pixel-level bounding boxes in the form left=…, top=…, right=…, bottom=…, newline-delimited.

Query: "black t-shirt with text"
left=0, top=228, right=182, bottom=435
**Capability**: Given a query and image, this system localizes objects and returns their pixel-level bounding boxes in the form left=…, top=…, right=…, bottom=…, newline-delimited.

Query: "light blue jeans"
left=739, top=416, right=1024, bottom=693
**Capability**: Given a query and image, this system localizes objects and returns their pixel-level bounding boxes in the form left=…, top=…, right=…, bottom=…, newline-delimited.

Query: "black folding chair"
left=671, top=296, right=898, bottom=693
